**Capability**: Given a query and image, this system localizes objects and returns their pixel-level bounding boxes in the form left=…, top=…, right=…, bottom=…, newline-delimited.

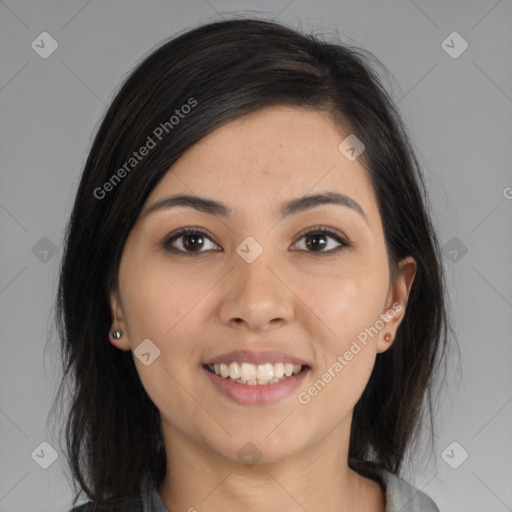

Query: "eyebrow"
left=141, top=191, right=369, bottom=225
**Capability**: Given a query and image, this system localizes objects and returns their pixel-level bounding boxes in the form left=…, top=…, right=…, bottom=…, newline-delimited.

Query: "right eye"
left=161, top=227, right=221, bottom=255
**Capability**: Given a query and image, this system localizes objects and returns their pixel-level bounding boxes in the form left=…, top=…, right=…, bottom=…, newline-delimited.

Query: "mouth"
left=202, top=356, right=310, bottom=404
left=204, top=361, right=308, bottom=385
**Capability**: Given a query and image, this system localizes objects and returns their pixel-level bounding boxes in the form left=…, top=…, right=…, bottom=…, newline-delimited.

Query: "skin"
left=109, top=106, right=416, bottom=512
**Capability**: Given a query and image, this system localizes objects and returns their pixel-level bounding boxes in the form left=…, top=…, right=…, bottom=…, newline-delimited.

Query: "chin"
left=209, top=432, right=311, bottom=468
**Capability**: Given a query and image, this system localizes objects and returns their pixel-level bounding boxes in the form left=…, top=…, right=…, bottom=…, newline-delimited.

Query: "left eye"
left=162, top=227, right=350, bottom=255
left=293, top=227, right=350, bottom=254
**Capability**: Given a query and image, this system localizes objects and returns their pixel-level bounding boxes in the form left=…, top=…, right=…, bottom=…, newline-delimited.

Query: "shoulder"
left=68, top=504, right=140, bottom=512
left=378, top=468, right=441, bottom=512
left=68, top=502, right=143, bottom=512
left=67, top=496, right=144, bottom=512
left=67, top=474, right=154, bottom=512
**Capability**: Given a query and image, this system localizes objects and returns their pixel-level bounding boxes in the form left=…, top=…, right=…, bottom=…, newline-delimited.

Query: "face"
left=109, top=106, right=416, bottom=465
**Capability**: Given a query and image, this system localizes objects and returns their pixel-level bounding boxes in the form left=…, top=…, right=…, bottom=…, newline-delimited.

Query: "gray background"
left=1, top=0, right=511, bottom=511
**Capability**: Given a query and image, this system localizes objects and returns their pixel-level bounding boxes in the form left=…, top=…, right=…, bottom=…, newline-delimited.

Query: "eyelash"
left=161, top=226, right=352, bottom=257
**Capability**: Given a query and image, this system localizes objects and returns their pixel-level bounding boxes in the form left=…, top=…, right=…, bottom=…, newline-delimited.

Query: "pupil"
left=306, top=234, right=326, bottom=251
left=184, top=233, right=204, bottom=251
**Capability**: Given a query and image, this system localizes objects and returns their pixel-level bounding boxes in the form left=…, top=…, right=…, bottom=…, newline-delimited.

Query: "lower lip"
left=203, top=366, right=310, bottom=404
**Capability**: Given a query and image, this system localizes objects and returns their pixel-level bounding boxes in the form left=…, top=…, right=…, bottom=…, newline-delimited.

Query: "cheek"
left=123, top=277, right=207, bottom=430
left=299, top=261, right=389, bottom=345
left=295, top=277, right=383, bottom=420
left=120, top=259, right=212, bottom=386
left=121, top=255, right=211, bottom=343
left=293, top=260, right=389, bottom=414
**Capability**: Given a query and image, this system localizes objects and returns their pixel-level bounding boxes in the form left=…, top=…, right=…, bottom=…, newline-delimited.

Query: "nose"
left=218, top=252, right=295, bottom=332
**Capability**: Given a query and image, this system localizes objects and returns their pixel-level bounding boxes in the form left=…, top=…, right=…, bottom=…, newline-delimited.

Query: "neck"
left=157, top=423, right=385, bottom=512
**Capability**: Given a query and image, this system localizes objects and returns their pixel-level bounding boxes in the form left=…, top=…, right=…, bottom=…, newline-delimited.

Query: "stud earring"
left=384, top=333, right=393, bottom=342
left=112, top=329, right=123, bottom=340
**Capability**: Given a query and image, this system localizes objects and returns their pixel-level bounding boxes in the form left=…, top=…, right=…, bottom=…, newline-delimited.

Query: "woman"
left=54, top=17, right=450, bottom=512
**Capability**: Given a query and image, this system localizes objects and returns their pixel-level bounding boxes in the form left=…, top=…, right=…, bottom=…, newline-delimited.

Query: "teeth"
left=274, top=362, right=285, bottom=378
left=240, top=362, right=257, bottom=381
left=207, top=361, right=304, bottom=384
left=256, top=363, right=274, bottom=380
left=228, top=362, right=240, bottom=379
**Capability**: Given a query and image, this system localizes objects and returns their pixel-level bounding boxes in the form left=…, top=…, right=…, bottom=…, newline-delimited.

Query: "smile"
left=203, top=362, right=310, bottom=405
left=206, top=362, right=303, bottom=385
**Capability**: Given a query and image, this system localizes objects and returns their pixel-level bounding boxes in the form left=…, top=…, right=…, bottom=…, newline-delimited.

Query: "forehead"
left=145, top=106, right=379, bottom=227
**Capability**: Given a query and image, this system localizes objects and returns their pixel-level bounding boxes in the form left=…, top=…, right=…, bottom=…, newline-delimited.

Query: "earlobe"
left=377, top=329, right=395, bottom=354
left=377, top=256, right=417, bottom=354
left=108, top=289, right=130, bottom=351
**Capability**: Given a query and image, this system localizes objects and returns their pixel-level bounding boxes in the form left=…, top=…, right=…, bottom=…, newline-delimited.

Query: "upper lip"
left=204, top=349, right=310, bottom=367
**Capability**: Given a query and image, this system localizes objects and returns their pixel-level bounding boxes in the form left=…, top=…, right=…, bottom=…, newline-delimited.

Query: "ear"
left=376, top=256, right=417, bottom=354
left=108, top=287, right=131, bottom=351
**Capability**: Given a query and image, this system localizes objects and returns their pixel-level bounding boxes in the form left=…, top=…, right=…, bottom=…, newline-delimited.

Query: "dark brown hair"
left=48, top=16, right=453, bottom=508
